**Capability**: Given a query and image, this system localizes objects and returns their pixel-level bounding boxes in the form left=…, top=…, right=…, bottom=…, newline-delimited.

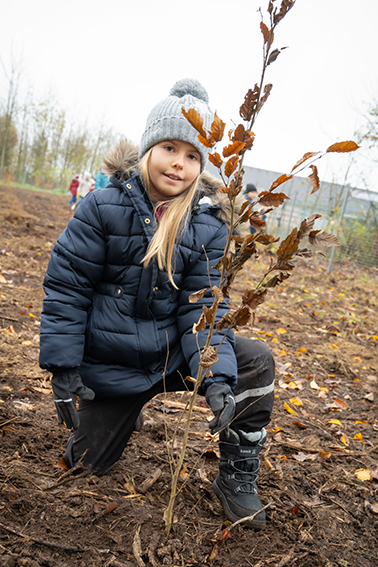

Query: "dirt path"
left=0, top=185, right=377, bottom=567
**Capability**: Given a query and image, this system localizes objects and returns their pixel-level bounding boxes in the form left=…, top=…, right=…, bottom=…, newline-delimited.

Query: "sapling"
left=164, top=0, right=359, bottom=535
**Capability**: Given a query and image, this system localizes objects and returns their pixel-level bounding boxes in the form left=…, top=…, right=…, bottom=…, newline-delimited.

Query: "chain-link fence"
left=206, top=163, right=378, bottom=272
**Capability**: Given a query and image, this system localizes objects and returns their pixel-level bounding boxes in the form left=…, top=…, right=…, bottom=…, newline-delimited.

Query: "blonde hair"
left=139, top=148, right=200, bottom=287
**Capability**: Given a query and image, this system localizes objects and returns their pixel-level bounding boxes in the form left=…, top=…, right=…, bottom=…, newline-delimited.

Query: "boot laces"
left=230, top=455, right=260, bottom=493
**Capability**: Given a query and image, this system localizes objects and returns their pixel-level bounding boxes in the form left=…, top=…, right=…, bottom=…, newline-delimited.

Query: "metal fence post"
left=327, top=185, right=350, bottom=274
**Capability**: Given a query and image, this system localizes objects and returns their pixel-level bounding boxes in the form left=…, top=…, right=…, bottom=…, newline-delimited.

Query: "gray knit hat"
left=138, top=78, right=213, bottom=173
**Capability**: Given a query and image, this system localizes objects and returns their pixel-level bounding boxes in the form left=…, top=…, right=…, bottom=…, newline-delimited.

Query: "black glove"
left=205, top=382, right=236, bottom=435
left=51, top=369, right=95, bottom=430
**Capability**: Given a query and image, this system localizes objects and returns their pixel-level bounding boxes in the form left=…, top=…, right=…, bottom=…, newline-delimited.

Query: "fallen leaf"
left=290, top=397, right=303, bottom=405
left=354, top=433, right=363, bottom=441
left=333, top=399, right=348, bottom=410
left=180, top=464, right=188, bottom=481
left=268, top=426, right=283, bottom=433
left=310, top=380, right=319, bottom=390
left=318, top=451, right=332, bottom=460
left=283, top=402, right=298, bottom=416
left=277, top=328, right=287, bottom=334
left=355, top=468, right=372, bottom=482
left=328, top=419, right=342, bottom=426
left=292, top=420, right=307, bottom=429
left=292, top=452, right=311, bottom=462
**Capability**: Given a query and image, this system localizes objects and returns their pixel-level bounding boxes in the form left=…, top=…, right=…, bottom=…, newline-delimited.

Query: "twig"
left=0, top=314, right=19, bottom=322
left=0, top=521, right=101, bottom=553
left=43, top=465, right=89, bottom=490
left=227, top=502, right=273, bottom=530
left=133, top=525, right=145, bottom=567
left=0, top=416, right=20, bottom=428
left=138, top=468, right=162, bottom=494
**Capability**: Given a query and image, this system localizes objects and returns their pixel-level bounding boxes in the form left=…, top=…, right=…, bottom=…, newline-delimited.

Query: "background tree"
left=0, top=55, right=22, bottom=178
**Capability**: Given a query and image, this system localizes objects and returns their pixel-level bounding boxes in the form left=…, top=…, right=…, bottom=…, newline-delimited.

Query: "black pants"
left=64, top=336, right=275, bottom=475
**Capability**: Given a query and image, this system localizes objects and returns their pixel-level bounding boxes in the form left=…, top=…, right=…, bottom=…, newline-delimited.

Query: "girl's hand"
left=205, top=382, right=236, bottom=435
left=51, top=369, right=95, bottom=429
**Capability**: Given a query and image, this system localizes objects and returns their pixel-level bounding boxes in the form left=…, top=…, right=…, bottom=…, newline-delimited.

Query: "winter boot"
left=213, top=428, right=267, bottom=529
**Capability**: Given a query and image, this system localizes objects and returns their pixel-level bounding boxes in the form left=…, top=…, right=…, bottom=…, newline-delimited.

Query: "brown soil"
left=0, top=184, right=377, bottom=567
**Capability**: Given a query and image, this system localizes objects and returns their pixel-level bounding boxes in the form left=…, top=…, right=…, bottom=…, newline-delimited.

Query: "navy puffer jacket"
left=39, top=143, right=238, bottom=397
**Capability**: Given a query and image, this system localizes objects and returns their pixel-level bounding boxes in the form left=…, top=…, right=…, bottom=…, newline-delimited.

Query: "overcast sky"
left=1, top=0, right=377, bottom=190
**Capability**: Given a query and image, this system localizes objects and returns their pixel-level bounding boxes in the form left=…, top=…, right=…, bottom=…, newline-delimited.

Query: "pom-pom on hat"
left=138, top=78, right=213, bottom=172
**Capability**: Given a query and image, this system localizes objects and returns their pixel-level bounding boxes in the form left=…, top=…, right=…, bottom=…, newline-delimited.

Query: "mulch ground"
left=0, top=184, right=377, bottom=567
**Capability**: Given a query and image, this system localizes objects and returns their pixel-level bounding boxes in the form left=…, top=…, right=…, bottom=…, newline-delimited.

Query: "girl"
left=39, top=79, right=275, bottom=529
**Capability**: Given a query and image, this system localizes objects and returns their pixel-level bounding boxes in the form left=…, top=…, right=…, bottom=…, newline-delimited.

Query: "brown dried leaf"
left=198, top=133, right=214, bottom=148
left=200, top=346, right=218, bottom=368
left=203, top=303, right=218, bottom=324
left=234, top=305, right=252, bottom=327
left=249, top=213, right=267, bottom=231
left=257, top=83, right=273, bottom=112
left=242, top=288, right=268, bottom=310
left=277, top=227, right=299, bottom=261
left=290, top=151, right=320, bottom=172
left=210, top=112, right=226, bottom=144
left=211, top=285, right=224, bottom=303
left=269, top=173, right=293, bottom=191
left=260, top=21, right=270, bottom=44
left=326, top=140, right=360, bottom=153
left=193, top=312, right=207, bottom=334
left=208, top=152, right=223, bottom=168
left=189, top=288, right=208, bottom=303
left=222, top=141, right=245, bottom=158
left=218, top=185, right=231, bottom=195
left=232, top=124, right=255, bottom=150
left=239, top=85, right=260, bottom=122
left=224, top=155, right=239, bottom=178
left=256, top=233, right=279, bottom=245
left=308, top=231, right=340, bottom=248
left=181, top=107, right=206, bottom=136
left=236, top=204, right=252, bottom=226
left=228, top=169, right=244, bottom=197
left=216, top=312, right=234, bottom=332
left=213, top=255, right=232, bottom=273
left=309, top=164, right=320, bottom=194
left=258, top=190, right=290, bottom=207
left=265, top=271, right=290, bottom=288
left=267, top=48, right=281, bottom=66
left=273, top=0, right=295, bottom=24
left=297, top=214, right=321, bottom=239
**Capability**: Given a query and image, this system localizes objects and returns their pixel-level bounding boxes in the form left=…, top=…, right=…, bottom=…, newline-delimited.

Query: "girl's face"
left=148, top=140, right=201, bottom=201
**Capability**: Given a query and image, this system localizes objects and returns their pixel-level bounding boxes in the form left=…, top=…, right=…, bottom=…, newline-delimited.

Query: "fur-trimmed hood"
left=103, top=140, right=243, bottom=227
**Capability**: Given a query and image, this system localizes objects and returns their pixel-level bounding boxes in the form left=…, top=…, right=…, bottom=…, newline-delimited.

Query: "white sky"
left=1, top=0, right=378, bottom=190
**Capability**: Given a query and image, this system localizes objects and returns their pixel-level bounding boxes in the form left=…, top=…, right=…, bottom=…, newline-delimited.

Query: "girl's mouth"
left=164, top=174, right=182, bottom=181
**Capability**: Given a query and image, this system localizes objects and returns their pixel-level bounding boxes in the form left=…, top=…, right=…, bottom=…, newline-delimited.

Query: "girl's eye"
left=164, top=145, right=174, bottom=152
left=188, top=154, right=198, bottom=161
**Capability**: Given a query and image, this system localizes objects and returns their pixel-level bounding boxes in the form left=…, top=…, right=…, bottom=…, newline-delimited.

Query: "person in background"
left=68, top=174, right=80, bottom=207
left=244, top=183, right=266, bottom=234
left=72, top=172, right=92, bottom=210
left=39, top=79, right=275, bottom=529
left=94, top=168, right=109, bottom=191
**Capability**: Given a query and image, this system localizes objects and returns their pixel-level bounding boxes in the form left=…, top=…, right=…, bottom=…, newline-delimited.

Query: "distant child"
left=73, top=172, right=93, bottom=209
left=94, top=168, right=109, bottom=190
left=39, top=79, right=275, bottom=529
left=68, top=174, right=80, bottom=206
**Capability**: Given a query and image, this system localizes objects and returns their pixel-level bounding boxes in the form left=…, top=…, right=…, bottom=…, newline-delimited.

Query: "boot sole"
left=212, top=477, right=266, bottom=529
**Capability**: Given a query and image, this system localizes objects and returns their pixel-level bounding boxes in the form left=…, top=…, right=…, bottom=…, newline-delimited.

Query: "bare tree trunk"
left=0, top=55, right=22, bottom=178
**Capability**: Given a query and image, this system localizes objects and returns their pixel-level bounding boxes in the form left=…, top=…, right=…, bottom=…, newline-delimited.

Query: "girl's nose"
left=172, top=154, right=184, bottom=169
